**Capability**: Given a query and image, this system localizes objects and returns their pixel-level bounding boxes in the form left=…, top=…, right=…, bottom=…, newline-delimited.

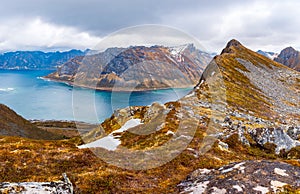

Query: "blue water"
left=0, top=70, right=191, bottom=123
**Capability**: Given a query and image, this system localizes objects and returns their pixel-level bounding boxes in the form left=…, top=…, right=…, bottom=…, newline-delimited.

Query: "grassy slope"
left=0, top=104, right=63, bottom=140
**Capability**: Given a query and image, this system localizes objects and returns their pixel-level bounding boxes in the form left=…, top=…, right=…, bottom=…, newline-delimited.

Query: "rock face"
left=0, top=104, right=61, bottom=140
left=178, top=160, right=300, bottom=193
left=45, top=44, right=212, bottom=91
left=274, top=46, right=300, bottom=71
left=0, top=49, right=85, bottom=70
left=0, top=173, right=73, bottom=194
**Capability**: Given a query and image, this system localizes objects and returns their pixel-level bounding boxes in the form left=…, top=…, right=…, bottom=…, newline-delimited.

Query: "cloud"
left=0, top=0, right=299, bottom=52
left=0, top=18, right=101, bottom=52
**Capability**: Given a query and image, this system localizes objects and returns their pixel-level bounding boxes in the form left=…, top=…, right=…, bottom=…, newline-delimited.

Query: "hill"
left=0, top=49, right=85, bottom=70
left=0, top=104, right=62, bottom=140
left=45, top=44, right=212, bottom=91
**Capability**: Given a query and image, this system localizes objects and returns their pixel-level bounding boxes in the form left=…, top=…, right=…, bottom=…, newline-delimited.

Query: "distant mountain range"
left=45, top=44, right=213, bottom=91
left=0, top=49, right=86, bottom=70
left=256, top=50, right=278, bottom=60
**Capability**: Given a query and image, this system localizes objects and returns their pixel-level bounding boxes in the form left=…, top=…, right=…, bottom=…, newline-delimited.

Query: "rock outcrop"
left=0, top=173, right=73, bottom=194
left=178, top=160, right=300, bottom=193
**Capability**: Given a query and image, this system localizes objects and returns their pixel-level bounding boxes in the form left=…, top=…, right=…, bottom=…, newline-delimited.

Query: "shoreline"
left=42, top=76, right=195, bottom=92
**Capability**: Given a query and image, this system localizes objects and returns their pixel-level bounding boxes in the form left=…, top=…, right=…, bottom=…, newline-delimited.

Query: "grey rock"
left=178, top=160, right=300, bottom=194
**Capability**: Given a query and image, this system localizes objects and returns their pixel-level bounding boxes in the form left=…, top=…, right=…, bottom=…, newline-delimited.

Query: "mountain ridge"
left=0, top=49, right=86, bottom=70
left=45, top=44, right=212, bottom=91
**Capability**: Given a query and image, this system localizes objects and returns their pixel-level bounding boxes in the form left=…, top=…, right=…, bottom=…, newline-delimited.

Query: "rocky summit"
left=45, top=44, right=212, bottom=91
left=274, top=46, right=300, bottom=72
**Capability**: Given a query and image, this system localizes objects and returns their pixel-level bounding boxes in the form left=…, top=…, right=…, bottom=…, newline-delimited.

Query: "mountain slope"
left=80, top=39, right=299, bottom=164
left=0, top=50, right=85, bottom=70
left=0, top=104, right=62, bottom=139
left=45, top=44, right=212, bottom=91
left=274, top=46, right=300, bottom=71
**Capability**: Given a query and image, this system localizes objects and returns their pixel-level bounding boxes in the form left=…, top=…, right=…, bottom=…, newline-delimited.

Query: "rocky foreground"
left=179, top=160, right=300, bottom=193
left=0, top=173, right=73, bottom=194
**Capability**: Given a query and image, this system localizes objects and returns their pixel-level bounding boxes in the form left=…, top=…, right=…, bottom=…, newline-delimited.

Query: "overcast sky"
left=0, top=0, right=299, bottom=53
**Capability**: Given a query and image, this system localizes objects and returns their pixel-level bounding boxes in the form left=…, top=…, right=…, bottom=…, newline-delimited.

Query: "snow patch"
left=271, top=180, right=287, bottom=192
left=233, top=185, right=243, bottom=192
left=211, top=187, right=226, bottom=194
left=185, top=181, right=209, bottom=194
left=221, top=162, right=245, bottom=174
left=253, top=185, right=269, bottom=194
left=78, top=119, right=143, bottom=150
left=274, top=168, right=289, bottom=177
left=166, top=130, right=175, bottom=136
left=185, top=91, right=195, bottom=98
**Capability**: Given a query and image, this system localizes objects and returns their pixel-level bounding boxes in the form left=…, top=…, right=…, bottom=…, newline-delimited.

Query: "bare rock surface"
left=178, top=160, right=300, bottom=194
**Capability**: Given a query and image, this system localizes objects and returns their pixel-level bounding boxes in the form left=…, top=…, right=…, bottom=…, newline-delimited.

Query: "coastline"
left=42, top=76, right=195, bottom=92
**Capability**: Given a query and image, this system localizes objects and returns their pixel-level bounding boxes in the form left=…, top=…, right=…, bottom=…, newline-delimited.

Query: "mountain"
left=0, top=49, right=85, bottom=70
left=274, top=46, right=300, bottom=71
left=257, top=50, right=278, bottom=59
left=0, top=104, right=62, bottom=139
left=81, top=38, right=300, bottom=173
left=82, top=39, right=300, bottom=154
left=1, top=40, right=299, bottom=193
left=45, top=44, right=212, bottom=91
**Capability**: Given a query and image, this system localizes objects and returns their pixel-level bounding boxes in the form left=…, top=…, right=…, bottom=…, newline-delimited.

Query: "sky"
left=0, top=0, right=299, bottom=53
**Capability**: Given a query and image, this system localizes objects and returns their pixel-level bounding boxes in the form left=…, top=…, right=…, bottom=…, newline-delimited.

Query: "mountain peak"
left=282, top=46, right=296, bottom=52
left=274, top=46, right=300, bottom=71
left=227, top=39, right=242, bottom=47
left=221, top=39, right=243, bottom=54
